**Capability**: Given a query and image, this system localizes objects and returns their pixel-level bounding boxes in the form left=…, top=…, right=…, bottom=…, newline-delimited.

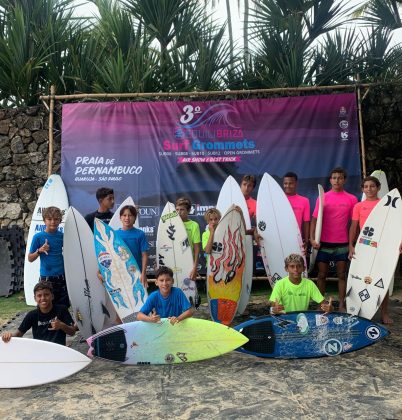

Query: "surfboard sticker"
left=156, top=202, right=197, bottom=305
left=94, top=219, right=148, bottom=323
left=346, top=188, right=402, bottom=319
left=207, top=206, right=246, bottom=325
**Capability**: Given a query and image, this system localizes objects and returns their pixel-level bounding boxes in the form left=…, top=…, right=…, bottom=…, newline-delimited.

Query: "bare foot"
left=381, top=314, right=393, bottom=325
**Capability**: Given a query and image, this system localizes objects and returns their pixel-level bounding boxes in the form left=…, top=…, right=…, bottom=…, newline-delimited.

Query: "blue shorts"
left=316, top=243, right=349, bottom=263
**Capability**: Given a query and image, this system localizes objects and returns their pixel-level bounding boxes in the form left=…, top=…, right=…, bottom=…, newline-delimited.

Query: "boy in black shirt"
left=1, top=281, right=75, bottom=346
left=84, top=187, right=115, bottom=231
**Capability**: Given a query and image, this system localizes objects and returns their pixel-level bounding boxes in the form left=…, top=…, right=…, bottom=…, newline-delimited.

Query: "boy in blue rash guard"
left=28, top=206, right=69, bottom=306
left=116, top=204, right=149, bottom=288
left=137, top=266, right=194, bottom=325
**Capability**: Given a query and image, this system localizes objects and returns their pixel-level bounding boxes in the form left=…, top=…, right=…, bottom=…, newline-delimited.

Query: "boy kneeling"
left=269, top=254, right=333, bottom=314
left=1, top=281, right=76, bottom=345
left=137, top=266, right=194, bottom=325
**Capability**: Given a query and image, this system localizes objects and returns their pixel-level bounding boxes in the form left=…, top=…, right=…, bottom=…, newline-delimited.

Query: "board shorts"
left=316, top=243, right=349, bottom=263
left=39, top=275, right=70, bottom=307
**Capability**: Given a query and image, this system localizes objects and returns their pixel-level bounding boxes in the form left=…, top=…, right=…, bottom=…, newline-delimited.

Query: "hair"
left=96, top=187, right=114, bottom=202
left=204, top=208, right=222, bottom=223
left=241, top=174, right=256, bottom=188
left=175, top=197, right=192, bottom=211
left=284, top=253, right=305, bottom=267
left=330, top=167, right=347, bottom=178
left=155, top=266, right=174, bottom=279
left=42, top=206, right=62, bottom=221
left=283, top=171, right=298, bottom=181
left=33, top=281, right=53, bottom=295
left=361, top=176, right=381, bottom=188
left=120, top=205, right=137, bottom=218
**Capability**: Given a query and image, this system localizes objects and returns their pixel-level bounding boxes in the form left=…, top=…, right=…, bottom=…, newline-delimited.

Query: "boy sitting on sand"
left=1, top=281, right=76, bottom=346
left=268, top=254, right=333, bottom=314
left=137, top=266, right=194, bottom=325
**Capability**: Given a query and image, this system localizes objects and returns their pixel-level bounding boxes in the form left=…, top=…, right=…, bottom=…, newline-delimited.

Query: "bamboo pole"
left=356, top=75, right=367, bottom=177
left=39, top=83, right=374, bottom=102
left=47, top=85, right=55, bottom=177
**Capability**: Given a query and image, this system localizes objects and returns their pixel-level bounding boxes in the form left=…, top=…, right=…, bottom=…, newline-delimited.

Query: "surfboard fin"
left=101, top=302, right=110, bottom=317
left=375, top=295, right=382, bottom=310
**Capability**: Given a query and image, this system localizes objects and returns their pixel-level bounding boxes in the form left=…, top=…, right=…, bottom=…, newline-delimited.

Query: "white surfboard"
left=256, top=173, right=305, bottom=287
left=94, top=219, right=148, bottom=323
left=346, top=189, right=402, bottom=319
left=361, top=170, right=389, bottom=201
left=24, top=175, right=69, bottom=306
left=109, top=196, right=139, bottom=229
left=64, top=207, right=109, bottom=339
left=0, top=338, right=91, bottom=388
left=309, top=184, right=324, bottom=273
left=156, top=202, right=197, bottom=305
left=361, top=170, right=394, bottom=296
left=217, top=176, right=253, bottom=315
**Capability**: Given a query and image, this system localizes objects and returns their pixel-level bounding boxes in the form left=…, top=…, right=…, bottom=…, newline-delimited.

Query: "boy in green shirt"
left=269, top=254, right=333, bottom=314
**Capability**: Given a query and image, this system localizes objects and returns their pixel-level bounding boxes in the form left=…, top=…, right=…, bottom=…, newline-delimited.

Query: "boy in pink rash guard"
left=283, top=172, right=310, bottom=246
left=310, top=167, right=358, bottom=311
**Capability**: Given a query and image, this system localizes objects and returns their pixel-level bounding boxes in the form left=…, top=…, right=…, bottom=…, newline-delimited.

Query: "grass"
left=0, top=292, right=31, bottom=326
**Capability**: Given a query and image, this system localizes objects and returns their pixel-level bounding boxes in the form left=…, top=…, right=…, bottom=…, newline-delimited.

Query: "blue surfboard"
left=235, top=311, right=389, bottom=358
left=94, top=219, right=147, bottom=323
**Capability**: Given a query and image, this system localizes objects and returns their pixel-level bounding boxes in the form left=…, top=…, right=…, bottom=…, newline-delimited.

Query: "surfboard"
left=217, top=176, right=253, bottom=315
left=63, top=207, right=109, bottom=339
left=0, top=337, right=91, bottom=388
left=346, top=189, right=402, bottom=319
left=361, top=170, right=394, bottom=296
left=256, top=173, right=305, bottom=287
left=235, top=311, right=389, bottom=358
left=87, top=318, right=248, bottom=364
left=94, top=219, right=148, bottom=323
left=156, top=202, right=197, bottom=305
left=109, top=196, right=139, bottom=229
left=24, top=174, right=69, bottom=306
left=361, top=170, right=389, bottom=201
left=207, top=206, right=246, bottom=325
left=309, top=184, right=324, bottom=273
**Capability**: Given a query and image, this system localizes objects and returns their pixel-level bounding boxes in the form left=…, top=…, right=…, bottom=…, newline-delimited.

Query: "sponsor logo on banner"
left=189, top=204, right=215, bottom=216
left=139, top=226, right=154, bottom=235
left=339, top=120, right=348, bottom=129
left=138, top=206, right=160, bottom=218
left=339, top=106, right=347, bottom=117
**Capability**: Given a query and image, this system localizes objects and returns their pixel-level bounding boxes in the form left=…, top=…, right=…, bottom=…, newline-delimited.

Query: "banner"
left=61, top=94, right=361, bottom=272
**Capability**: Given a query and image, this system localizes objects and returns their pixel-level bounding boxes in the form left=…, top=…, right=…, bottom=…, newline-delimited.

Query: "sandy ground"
left=1, top=293, right=402, bottom=420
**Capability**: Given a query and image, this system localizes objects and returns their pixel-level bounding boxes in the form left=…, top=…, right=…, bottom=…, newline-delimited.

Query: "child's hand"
left=189, top=267, right=197, bottom=281
left=271, top=300, right=285, bottom=315
left=40, top=239, right=50, bottom=255
left=1, top=332, right=12, bottom=343
left=310, top=239, right=320, bottom=250
left=321, top=297, right=333, bottom=314
left=149, top=309, right=161, bottom=323
left=169, top=316, right=179, bottom=325
left=140, top=273, right=148, bottom=288
left=97, top=270, right=104, bottom=284
left=49, top=317, right=62, bottom=331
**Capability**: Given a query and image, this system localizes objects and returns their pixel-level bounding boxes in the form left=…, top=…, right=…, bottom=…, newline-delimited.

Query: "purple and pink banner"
left=61, top=94, right=361, bottom=272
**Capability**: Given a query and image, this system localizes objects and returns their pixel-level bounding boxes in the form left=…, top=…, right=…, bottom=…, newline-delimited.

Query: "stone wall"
left=0, top=105, right=60, bottom=229
left=0, top=88, right=400, bottom=232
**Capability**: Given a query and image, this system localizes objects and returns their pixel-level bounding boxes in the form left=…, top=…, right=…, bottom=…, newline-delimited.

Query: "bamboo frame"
left=47, top=85, right=56, bottom=178
left=42, top=83, right=373, bottom=176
